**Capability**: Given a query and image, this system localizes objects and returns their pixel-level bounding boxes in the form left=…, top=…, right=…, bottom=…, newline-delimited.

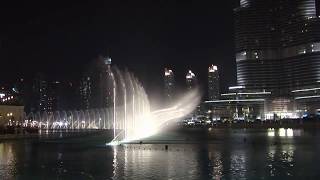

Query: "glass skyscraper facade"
left=235, top=0, right=320, bottom=96
left=235, top=0, right=320, bottom=114
left=208, top=65, right=220, bottom=100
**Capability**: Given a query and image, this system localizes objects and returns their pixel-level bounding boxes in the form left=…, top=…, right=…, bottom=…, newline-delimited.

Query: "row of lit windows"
left=1, top=96, right=14, bottom=102
left=236, top=42, right=320, bottom=61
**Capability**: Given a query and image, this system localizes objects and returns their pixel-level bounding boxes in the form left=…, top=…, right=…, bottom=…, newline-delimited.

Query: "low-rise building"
left=0, top=105, right=24, bottom=126
left=204, top=86, right=271, bottom=122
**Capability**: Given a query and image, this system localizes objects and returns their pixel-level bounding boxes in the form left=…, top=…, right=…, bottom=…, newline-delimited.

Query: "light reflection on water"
left=0, top=143, right=15, bottom=179
left=267, top=128, right=302, bottom=137
left=113, top=144, right=201, bottom=179
left=1, top=128, right=320, bottom=179
left=208, top=151, right=223, bottom=179
left=267, top=143, right=295, bottom=177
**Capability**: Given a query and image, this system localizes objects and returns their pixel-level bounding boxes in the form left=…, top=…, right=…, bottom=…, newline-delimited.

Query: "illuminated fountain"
left=108, top=68, right=201, bottom=145
left=22, top=66, right=200, bottom=145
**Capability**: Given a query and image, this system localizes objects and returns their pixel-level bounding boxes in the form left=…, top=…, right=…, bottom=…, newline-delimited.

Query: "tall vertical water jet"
left=107, top=67, right=201, bottom=145
left=111, top=71, right=116, bottom=139
left=27, top=65, right=200, bottom=142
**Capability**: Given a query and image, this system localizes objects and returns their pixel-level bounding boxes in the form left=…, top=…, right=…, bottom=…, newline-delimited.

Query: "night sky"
left=0, top=0, right=237, bottom=96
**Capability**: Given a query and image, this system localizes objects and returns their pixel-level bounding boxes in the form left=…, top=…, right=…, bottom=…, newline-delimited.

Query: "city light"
left=292, top=87, right=320, bottom=93
left=287, top=128, right=293, bottom=136
left=205, top=99, right=265, bottom=103
left=279, top=128, right=286, bottom=137
left=0, top=1, right=320, bottom=179
left=104, top=57, right=112, bottom=65
left=208, top=65, right=218, bottom=72
left=221, top=92, right=271, bottom=96
left=220, top=93, right=237, bottom=96
left=268, top=128, right=296, bottom=137
left=295, top=95, right=320, bottom=100
left=267, top=128, right=275, bottom=137
left=186, top=70, right=195, bottom=79
left=238, top=92, right=271, bottom=95
left=164, top=69, right=173, bottom=76
left=228, top=86, right=245, bottom=90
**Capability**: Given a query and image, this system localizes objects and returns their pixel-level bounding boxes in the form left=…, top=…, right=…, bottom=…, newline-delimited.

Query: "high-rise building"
left=47, top=81, right=62, bottom=112
left=186, top=70, right=197, bottom=90
left=82, top=55, right=114, bottom=109
left=100, top=56, right=114, bottom=108
left=235, top=0, right=320, bottom=94
left=32, top=73, right=48, bottom=112
left=208, top=65, right=220, bottom=100
left=79, top=77, right=92, bottom=110
left=235, top=0, right=320, bottom=113
left=13, top=78, right=25, bottom=105
left=31, top=74, right=67, bottom=112
left=164, top=68, right=175, bottom=102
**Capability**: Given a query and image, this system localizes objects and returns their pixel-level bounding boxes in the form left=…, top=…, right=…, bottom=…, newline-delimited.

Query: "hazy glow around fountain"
left=126, top=89, right=200, bottom=141
left=108, top=68, right=201, bottom=145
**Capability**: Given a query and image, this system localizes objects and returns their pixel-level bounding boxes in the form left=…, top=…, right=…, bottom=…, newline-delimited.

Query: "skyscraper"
left=100, top=56, right=114, bottom=108
left=79, top=55, right=114, bottom=110
left=186, top=70, right=197, bottom=90
left=235, top=0, right=320, bottom=94
left=234, top=0, right=320, bottom=113
left=47, top=81, right=61, bottom=112
left=208, top=65, right=220, bottom=100
left=32, top=73, right=48, bottom=112
left=13, top=78, right=25, bottom=105
left=164, top=68, right=175, bottom=103
left=79, top=76, right=92, bottom=110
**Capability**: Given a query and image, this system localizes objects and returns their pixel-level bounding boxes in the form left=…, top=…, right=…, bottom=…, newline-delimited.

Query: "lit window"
left=311, top=43, right=320, bottom=52
left=298, top=48, right=306, bottom=55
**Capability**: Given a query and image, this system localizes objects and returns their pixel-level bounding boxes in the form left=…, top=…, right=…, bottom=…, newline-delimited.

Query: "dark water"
left=1, top=128, right=320, bottom=179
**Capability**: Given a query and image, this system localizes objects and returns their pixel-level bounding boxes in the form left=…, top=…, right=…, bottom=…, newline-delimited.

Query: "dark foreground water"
left=1, top=128, right=320, bottom=179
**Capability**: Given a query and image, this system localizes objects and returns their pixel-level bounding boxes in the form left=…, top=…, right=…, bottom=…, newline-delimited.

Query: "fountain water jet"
left=19, top=67, right=200, bottom=143
left=107, top=68, right=201, bottom=145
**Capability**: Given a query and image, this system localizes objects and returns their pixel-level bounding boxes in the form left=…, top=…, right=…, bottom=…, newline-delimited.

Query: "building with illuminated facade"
left=164, top=68, right=175, bottom=103
left=186, top=70, right=197, bottom=90
left=32, top=73, right=48, bottom=112
left=208, top=65, right=220, bottom=100
left=31, top=74, right=73, bottom=113
left=204, top=86, right=272, bottom=121
left=0, top=105, right=24, bottom=126
left=80, top=55, right=114, bottom=109
left=233, top=0, right=320, bottom=118
left=79, top=76, right=92, bottom=110
left=0, top=87, right=25, bottom=126
left=100, top=56, right=114, bottom=108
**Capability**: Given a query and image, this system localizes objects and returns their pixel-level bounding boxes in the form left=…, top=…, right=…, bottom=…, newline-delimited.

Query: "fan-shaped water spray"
left=107, top=68, right=201, bottom=145
left=22, top=68, right=200, bottom=144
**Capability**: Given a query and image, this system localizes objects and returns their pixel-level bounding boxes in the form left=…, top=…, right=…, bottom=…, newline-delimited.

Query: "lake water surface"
left=1, top=128, right=320, bottom=179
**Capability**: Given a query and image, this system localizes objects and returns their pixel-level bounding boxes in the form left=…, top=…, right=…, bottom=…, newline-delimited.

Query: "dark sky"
left=0, top=0, right=237, bottom=96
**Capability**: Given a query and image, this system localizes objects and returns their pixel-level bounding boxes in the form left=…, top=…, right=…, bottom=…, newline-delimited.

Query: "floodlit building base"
left=202, top=86, right=318, bottom=122
left=0, top=105, right=24, bottom=126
